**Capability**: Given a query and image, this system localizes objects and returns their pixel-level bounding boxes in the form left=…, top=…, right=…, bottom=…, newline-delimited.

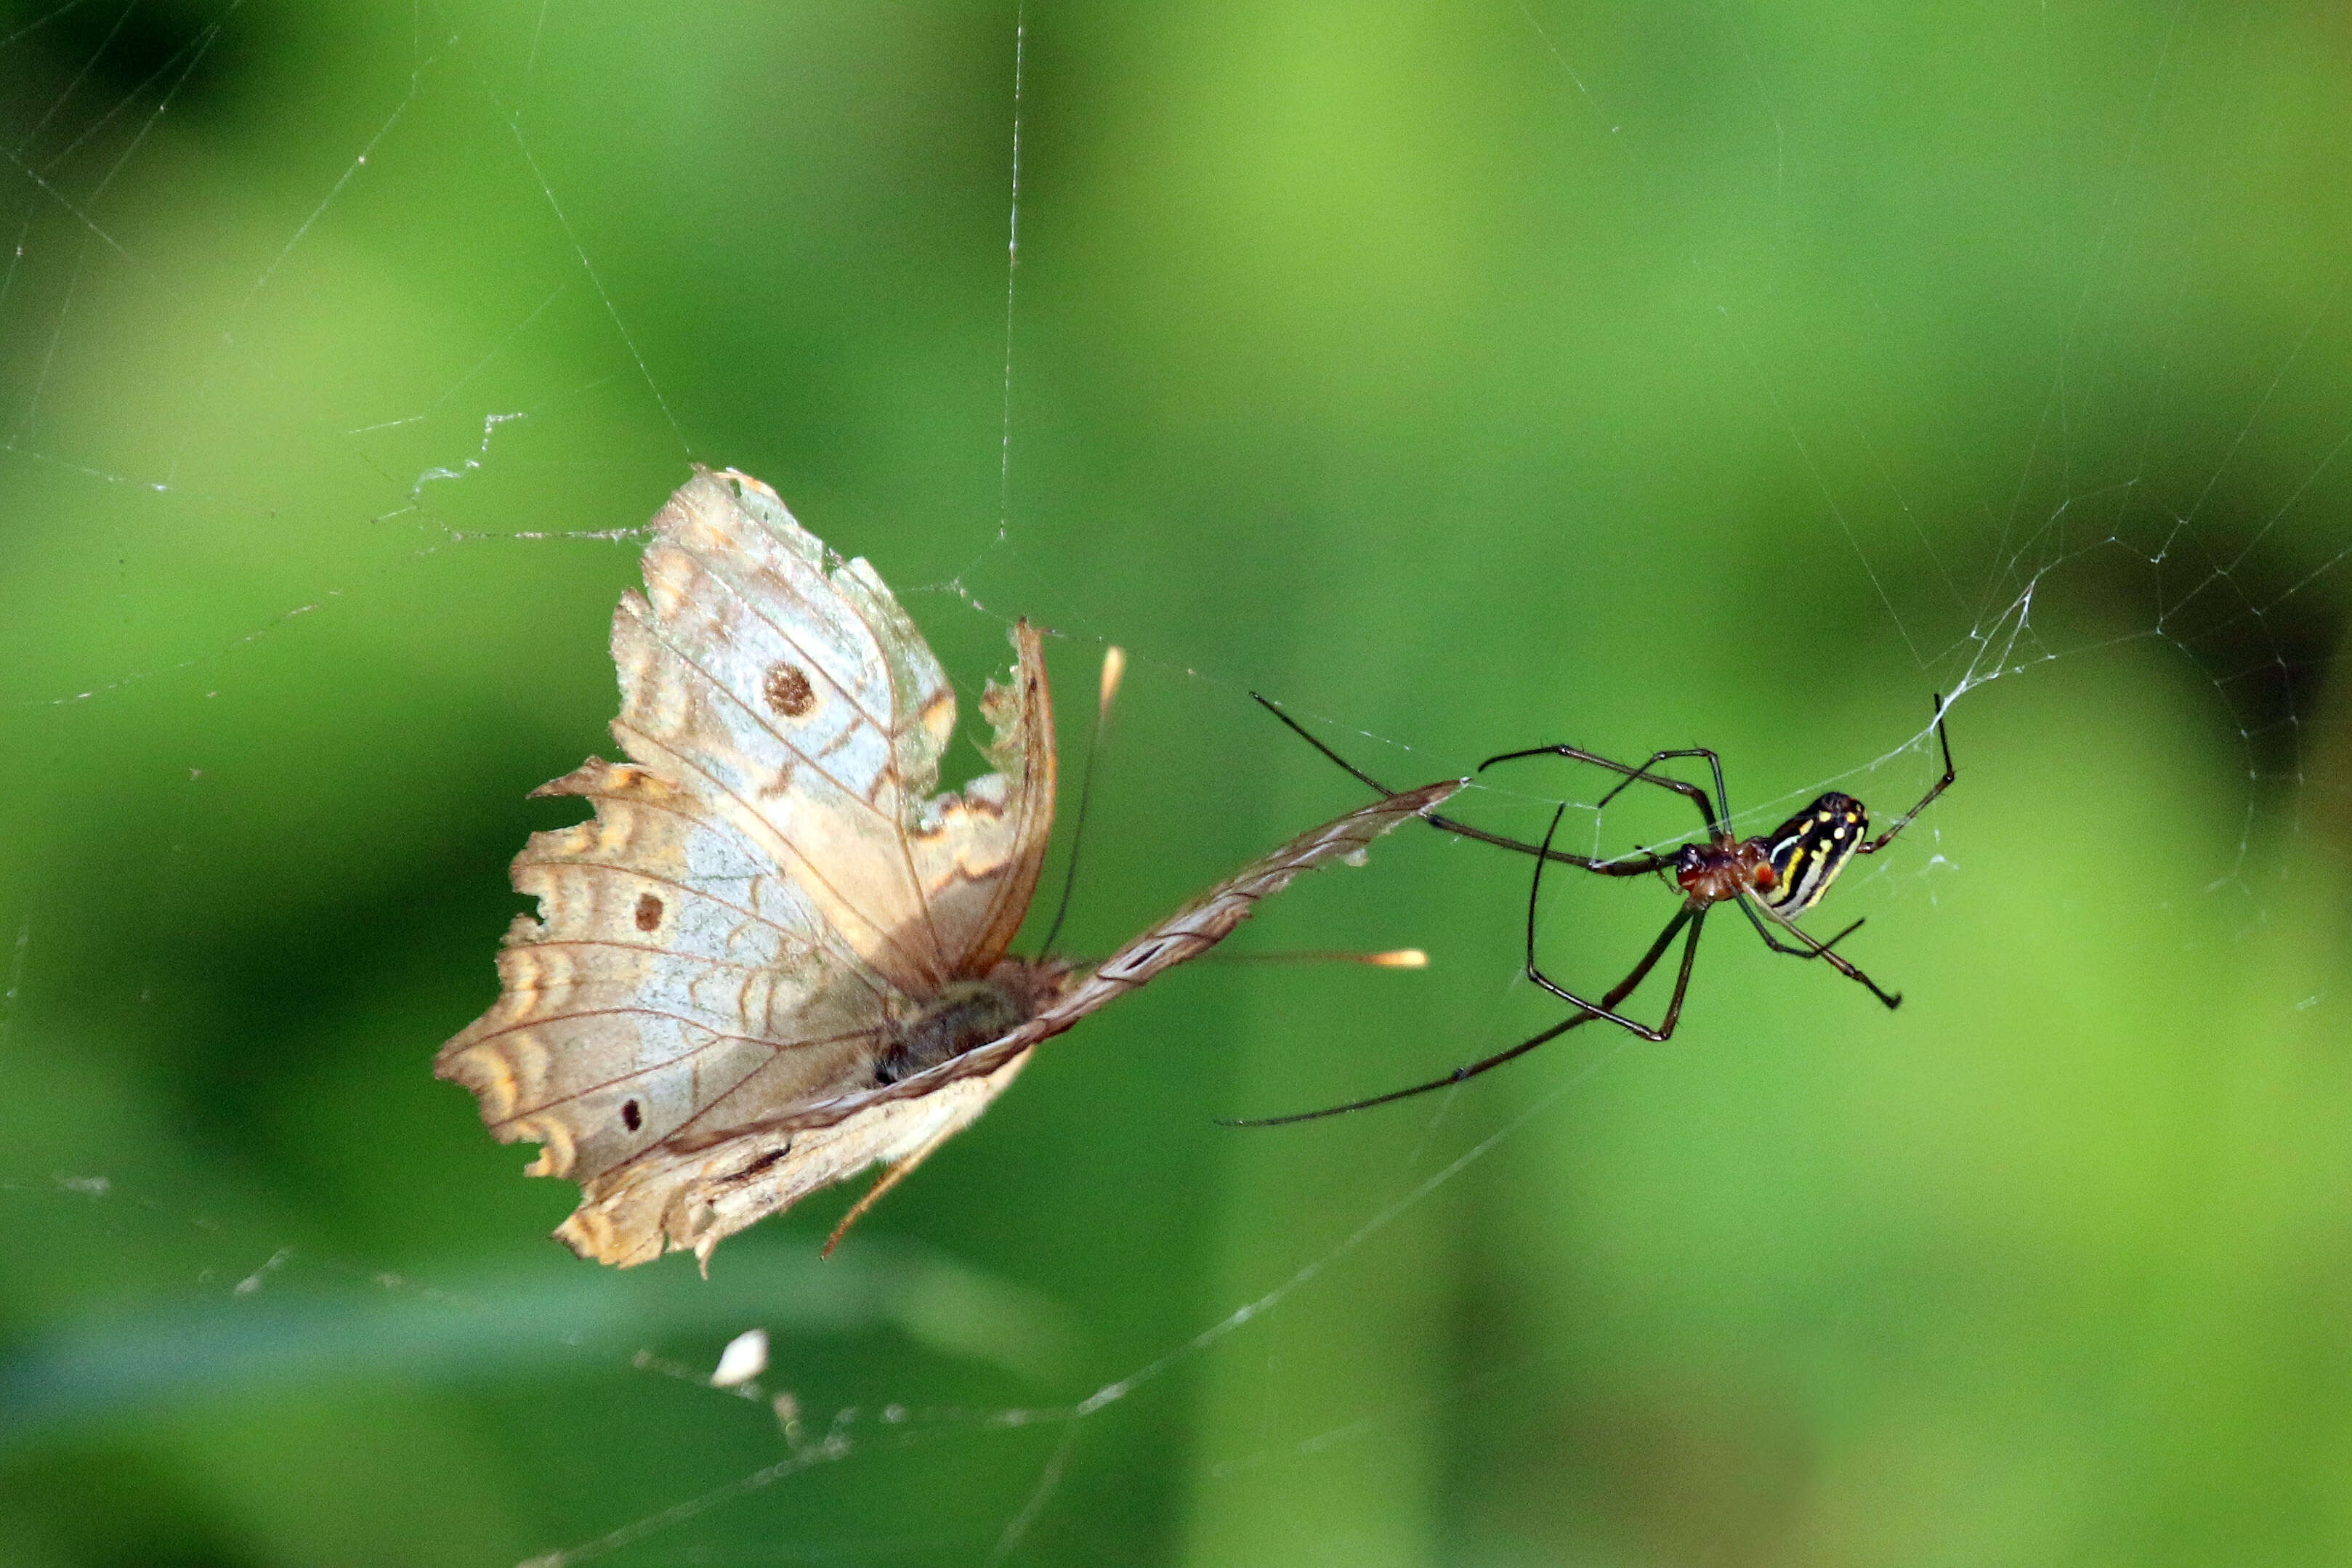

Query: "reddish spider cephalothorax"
left=1230, top=700, right=1955, bottom=1126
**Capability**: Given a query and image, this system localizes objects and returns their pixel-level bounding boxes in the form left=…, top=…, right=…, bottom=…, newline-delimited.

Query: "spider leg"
left=1739, top=907, right=1866, bottom=959
left=1250, top=691, right=1670, bottom=873
left=1219, top=807, right=1708, bottom=1127
left=1528, top=902, right=1703, bottom=1042
left=1426, top=812, right=1675, bottom=877
left=1250, top=692, right=1397, bottom=798
left=1216, top=1013, right=1589, bottom=1126
left=1219, top=900, right=1704, bottom=1126
left=1594, top=748, right=1733, bottom=833
left=1857, top=694, right=1956, bottom=854
left=1482, top=743, right=1726, bottom=839
left=1518, top=803, right=1705, bottom=1040
left=1743, top=896, right=1901, bottom=1008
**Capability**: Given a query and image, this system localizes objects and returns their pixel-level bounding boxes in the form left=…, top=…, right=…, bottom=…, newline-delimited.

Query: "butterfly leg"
left=822, top=1128, right=963, bottom=1258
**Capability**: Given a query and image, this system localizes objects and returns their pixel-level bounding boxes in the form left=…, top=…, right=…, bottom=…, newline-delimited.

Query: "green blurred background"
left=0, top=1, right=2347, bottom=1564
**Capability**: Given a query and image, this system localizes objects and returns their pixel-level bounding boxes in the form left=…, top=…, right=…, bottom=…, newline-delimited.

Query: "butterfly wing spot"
left=622, top=1099, right=642, bottom=1131
left=763, top=662, right=817, bottom=719
left=634, top=893, right=664, bottom=931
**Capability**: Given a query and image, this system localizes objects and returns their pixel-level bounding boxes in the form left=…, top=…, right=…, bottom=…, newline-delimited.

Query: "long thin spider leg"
left=1593, top=747, right=1733, bottom=837
left=1700, top=745, right=1732, bottom=832
left=1527, top=904, right=1700, bottom=1041
left=1220, top=813, right=1707, bottom=1127
left=1220, top=905, right=1703, bottom=1127
left=1858, top=694, right=1956, bottom=854
left=1482, top=743, right=1724, bottom=838
left=1658, top=904, right=1706, bottom=1033
left=1746, top=896, right=1901, bottom=1007
left=1250, top=692, right=1662, bottom=872
left=1250, top=691, right=1397, bottom=797
left=1590, top=753, right=1688, bottom=812
left=1738, top=904, right=1865, bottom=959
left=1216, top=1014, right=1588, bottom=1127
left=1434, top=819, right=1676, bottom=875
left=1524, top=803, right=1699, bottom=1037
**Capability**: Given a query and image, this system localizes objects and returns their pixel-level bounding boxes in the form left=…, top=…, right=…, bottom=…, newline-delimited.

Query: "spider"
left=1229, top=695, right=1956, bottom=1125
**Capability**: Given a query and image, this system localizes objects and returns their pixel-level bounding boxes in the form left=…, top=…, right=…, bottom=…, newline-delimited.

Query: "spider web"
left=1, top=2, right=2346, bottom=1565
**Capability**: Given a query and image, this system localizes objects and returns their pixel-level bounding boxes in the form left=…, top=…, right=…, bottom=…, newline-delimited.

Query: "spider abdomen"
left=1757, top=793, right=1867, bottom=915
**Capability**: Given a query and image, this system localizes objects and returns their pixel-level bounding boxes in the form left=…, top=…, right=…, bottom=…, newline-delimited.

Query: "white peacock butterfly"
left=437, top=467, right=1460, bottom=1268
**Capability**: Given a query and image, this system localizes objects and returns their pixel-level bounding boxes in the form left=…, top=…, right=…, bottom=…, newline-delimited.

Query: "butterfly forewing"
left=611, top=470, right=1050, bottom=991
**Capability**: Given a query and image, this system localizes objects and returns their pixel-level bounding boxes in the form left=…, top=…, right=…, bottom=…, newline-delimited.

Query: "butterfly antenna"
left=1207, top=947, right=1430, bottom=967
left=1039, top=644, right=1123, bottom=956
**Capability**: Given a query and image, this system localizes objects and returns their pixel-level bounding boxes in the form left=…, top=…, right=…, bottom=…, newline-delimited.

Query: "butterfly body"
left=876, top=962, right=1070, bottom=1084
left=438, top=467, right=1458, bottom=1267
